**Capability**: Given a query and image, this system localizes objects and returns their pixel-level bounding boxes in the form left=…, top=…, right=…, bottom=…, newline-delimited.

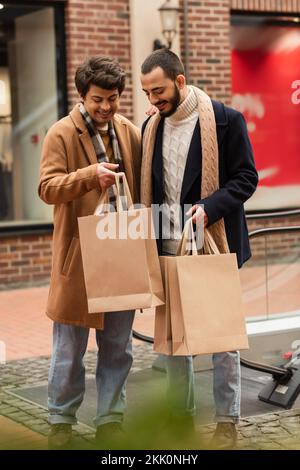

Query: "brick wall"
left=231, top=0, right=300, bottom=12
left=178, top=1, right=300, bottom=105
left=247, top=216, right=300, bottom=265
left=179, top=0, right=232, bottom=105
left=0, top=234, right=52, bottom=289
left=1, top=215, right=299, bottom=288
left=65, top=0, right=134, bottom=120
left=1, top=0, right=300, bottom=289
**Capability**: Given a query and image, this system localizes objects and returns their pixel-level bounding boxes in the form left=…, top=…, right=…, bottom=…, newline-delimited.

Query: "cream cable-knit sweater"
left=162, top=87, right=198, bottom=254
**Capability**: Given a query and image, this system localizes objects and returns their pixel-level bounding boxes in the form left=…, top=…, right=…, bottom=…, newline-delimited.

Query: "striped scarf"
left=79, top=103, right=125, bottom=207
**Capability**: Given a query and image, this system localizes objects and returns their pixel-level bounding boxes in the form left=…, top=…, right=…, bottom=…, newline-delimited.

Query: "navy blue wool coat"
left=142, top=100, right=258, bottom=268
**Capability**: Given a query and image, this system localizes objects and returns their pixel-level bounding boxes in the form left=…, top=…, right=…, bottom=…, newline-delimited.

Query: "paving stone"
left=273, top=437, right=300, bottom=446
left=30, top=413, right=48, bottom=421
left=260, top=442, right=284, bottom=450
left=248, top=439, right=274, bottom=447
left=247, top=414, right=280, bottom=424
left=29, top=423, right=49, bottom=434
left=277, top=410, right=300, bottom=418
left=257, top=420, right=280, bottom=428
left=32, top=409, right=48, bottom=416
left=280, top=425, right=300, bottom=435
left=239, top=429, right=263, bottom=438
left=5, top=411, right=32, bottom=422
left=281, top=443, right=300, bottom=450
left=0, top=405, right=17, bottom=413
left=238, top=420, right=253, bottom=428
left=20, top=418, right=46, bottom=426
left=260, top=427, right=291, bottom=436
left=1, top=344, right=300, bottom=448
left=20, top=405, right=45, bottom=413
left=280, top=414, right=300, bottom=421
left=240, top=442, right=262, bottom=450
left=280, top=416, right=300, bottom=426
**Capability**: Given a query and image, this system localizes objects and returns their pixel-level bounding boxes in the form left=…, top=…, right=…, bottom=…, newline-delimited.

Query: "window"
left=0, top=2, right=67, bottom=226
left=231, top=14, right=300, bottom=211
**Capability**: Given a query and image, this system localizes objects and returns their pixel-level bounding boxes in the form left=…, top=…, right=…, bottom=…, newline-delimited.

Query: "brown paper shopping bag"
left=154, top=219, right=249, bottom=355
left=78, top=173, right=165, bottom=313
left=153, top=257, right=173, bottom=355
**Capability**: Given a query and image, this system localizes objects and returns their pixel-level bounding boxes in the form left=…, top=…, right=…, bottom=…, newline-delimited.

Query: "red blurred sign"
left=231, top=25, right=300, bottom=208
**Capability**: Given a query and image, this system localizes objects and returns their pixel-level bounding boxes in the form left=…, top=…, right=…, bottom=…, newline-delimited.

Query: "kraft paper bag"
left=78, top=173, right=165, bottom=313
left=154, top=220, right=249, bottom=355
left=153, top=257, right=173, bottom=355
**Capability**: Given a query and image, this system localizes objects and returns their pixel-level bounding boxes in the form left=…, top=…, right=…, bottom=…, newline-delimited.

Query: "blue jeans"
left=162, top=250, right=241, bottom=423
left=165, top=352, right=241, bottom=423
left=48, top=310, right=135, bottom=427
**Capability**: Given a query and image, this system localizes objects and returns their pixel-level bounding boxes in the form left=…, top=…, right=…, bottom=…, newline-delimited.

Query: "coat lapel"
left=70, top=105, right=98, bottom=166
left=79, top=131, right=98, bottom=165
left=152, top=119, right=164, bottom=204
left=180, top=120, right=201, bottom=203
left=113, top=115, right=135, bottom=200
left=212, top=99, right=229, bottom=148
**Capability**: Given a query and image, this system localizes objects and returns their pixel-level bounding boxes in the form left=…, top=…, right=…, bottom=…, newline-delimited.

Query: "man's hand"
left=97, top=162, right=119, bottom=191
left=186, top=205, right=208, bottom=227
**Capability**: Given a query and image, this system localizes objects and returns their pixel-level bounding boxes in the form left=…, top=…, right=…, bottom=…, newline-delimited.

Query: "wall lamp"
left=153, top=0, right=180, bottom=51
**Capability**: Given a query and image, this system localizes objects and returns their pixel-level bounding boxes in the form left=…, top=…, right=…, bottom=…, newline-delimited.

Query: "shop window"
left=231, top=14, right=300, bottom=211
left=0, top=2, right=66, bottom=225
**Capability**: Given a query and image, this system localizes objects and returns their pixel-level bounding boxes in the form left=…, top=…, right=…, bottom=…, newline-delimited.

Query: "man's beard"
left=159, top=84, right=181, bottom=118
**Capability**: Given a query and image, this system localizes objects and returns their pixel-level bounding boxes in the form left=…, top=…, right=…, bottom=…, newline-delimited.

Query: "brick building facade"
left=0, top=0, right=299, bottom=288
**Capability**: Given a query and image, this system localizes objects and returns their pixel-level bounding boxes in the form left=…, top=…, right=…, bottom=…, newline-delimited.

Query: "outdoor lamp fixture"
left=153, top=0, right=180, bottom=50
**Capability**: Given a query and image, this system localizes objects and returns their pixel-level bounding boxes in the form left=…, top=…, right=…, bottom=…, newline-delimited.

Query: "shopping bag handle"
left=177, top=219, right=221, bottom=256
left=202, top=229, right=220, bottom=255
left=115, top=172, right=133, bottom=210
left=94, top=172, right=133, bottom=215
left=176, top=218, right=198, bottom=256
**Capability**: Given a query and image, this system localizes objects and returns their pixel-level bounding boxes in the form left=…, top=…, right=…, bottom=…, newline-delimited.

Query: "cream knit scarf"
left=141, top=85, right=229, bottom=253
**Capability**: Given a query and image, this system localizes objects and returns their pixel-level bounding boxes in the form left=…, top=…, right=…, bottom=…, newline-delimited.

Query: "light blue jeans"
left=162, top=250, right=241, bottom=423
left=48, top=310, right=135, bottom=427
left=165, top=352, right=241, bottom=423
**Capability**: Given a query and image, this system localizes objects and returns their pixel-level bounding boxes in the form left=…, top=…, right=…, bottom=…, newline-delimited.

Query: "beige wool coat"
left=38, top=105, right=141, bottom=328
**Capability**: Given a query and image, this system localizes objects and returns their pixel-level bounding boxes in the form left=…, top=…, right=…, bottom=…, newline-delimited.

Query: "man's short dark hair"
left=141, top=48, right=185, bottom=80
left=75, top=56, right=126, bottom=97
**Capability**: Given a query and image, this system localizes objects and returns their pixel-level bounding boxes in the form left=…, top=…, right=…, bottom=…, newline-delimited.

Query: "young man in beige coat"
left=39, top=56, right=141, bottom=449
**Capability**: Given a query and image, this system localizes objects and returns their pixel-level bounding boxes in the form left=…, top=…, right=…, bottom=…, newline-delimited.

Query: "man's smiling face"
left=141, top=66, right=182, bottom=118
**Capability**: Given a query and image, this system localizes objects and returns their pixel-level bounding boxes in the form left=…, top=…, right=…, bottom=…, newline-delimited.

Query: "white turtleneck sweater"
left=162, top=87, right=198, bottom=254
